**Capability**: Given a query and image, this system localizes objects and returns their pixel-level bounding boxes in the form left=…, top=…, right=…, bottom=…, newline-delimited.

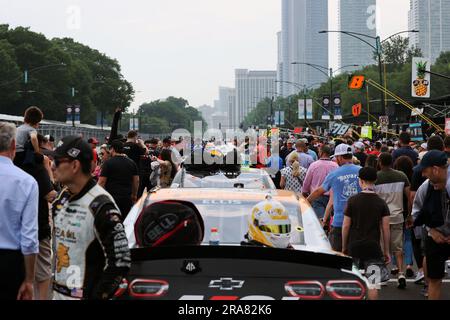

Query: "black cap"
left=53, top=136, right=93, bottom=162
left=417, top=150, right=448, bottom=171
left=163, top=137, right=172, bottom=144
left=359, top=167, right=378, bottom=182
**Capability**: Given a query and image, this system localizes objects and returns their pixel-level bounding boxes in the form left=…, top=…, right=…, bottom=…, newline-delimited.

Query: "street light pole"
left=319, top=30, right=419, bottom=116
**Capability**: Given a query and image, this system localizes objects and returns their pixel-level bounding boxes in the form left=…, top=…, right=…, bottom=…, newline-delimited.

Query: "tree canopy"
left=129, top=97, right=206, bottom=134
left=0, top=25, right=134, bottom=124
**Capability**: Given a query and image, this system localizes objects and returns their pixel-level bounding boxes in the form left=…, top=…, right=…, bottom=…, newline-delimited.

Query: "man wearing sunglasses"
left=51, top=136, right=131, bottom=300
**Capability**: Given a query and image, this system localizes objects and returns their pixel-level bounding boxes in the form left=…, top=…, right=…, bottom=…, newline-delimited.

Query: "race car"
left=171, top=166, right=276, bottom=190
left=171, top=146, right=276, bottom=190
left=117, top=188, right=369, bottom=300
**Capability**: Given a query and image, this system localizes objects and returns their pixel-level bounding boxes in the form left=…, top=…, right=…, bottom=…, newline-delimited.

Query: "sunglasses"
left=53, top=158, right=74, bottom=168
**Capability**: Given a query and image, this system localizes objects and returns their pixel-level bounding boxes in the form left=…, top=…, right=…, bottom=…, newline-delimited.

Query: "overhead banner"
left=130, top=118, right=139, bottom=131
left=298, top=99, right=305, bottom=120
left=274, top=111, right=285, bottom=126
left=412, top=57, right=431, bottom=98
left=446, top=118, right=450, bottom=135
left=322, top=95, right=331, bottom=120
left=306, top=99, right=313, bottom=120
left=333, top=94, right=342, bottom=120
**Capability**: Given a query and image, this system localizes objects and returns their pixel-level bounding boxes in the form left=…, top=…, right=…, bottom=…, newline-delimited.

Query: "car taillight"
left=129, top=279, right=169, bottom=298
left=326, top=280, right=365, bottom=300
left=285, top=281, right=325, bottom=300
left=114, top=279, right=129, bottom=298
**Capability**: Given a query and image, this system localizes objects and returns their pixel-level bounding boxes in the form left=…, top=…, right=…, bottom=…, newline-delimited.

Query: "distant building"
left=235, top=69, right=277, bottom=126
left=339, top=0, right=377, bottom=71
left=198, top=104, right=214, bottom=129
left=409, top=0, right=450, bottom=62
left=279, top=0, right=328, bottom=97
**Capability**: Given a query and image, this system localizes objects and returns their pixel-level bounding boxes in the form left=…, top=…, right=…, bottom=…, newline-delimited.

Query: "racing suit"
left=52, top=179, right=131, bottom=300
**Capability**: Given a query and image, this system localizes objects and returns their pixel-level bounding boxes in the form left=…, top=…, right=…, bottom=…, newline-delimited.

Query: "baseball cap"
left=53, top=136, right=93, bottom=162
left=417, top=150, right=448, bottom=171
left=88, top=137, right=99, bottom=145
left=287, top=139, right=295, bottom=144
left=333, top=144, right=353, bottom=157
left=420, top=143, right=427, bottom=150
left=354, top=142, right=365, bottom=150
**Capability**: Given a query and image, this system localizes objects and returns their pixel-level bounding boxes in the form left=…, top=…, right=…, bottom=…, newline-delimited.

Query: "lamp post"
left=318, top=30, right=419, bottom=115
left=290, top=63, right=359, bottom=119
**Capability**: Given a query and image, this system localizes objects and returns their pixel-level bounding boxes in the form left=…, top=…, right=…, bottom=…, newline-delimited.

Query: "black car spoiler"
left=131, top=245, right=353, bottom=271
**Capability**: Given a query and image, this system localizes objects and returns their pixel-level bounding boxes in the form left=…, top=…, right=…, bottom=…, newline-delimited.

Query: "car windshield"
left=182, top=199, right=305, bottom=246
left=172, top=169, right=276, bottom=189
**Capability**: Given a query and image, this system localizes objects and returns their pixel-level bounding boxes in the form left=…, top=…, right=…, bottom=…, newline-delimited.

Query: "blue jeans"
left=392, top=227, right=414, bottom=266
left=312, top=195, right=330, bottom=220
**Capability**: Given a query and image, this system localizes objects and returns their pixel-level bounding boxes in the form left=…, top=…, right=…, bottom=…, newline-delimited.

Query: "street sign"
left=348, top=75, right=365, bottom=90
left=412, top=57, right=431, bottom=98
left=352, top=103, right=362, bottom=117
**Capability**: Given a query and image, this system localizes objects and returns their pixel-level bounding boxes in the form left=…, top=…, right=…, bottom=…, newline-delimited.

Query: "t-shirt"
left=392, top=146, right=418, bottom=165
left=123, top=142, right=146, bottom=168
left=307, top=149, right=318, bottom=161
left=27, top=161, right=54, bottom=241
left=101, top=156, right=138, bottom=199
left=15, top=124, right=36, bottom=153
left=411, top=165, right=425, bottom=192
left=345, top=193, right=390, bottom=257
left=375, top=168, right=410, bottom=225
left=322, top=163, right=362, bottom=228
left=302, top=159, right=338, bottom=195
left=280, top=165, right=307, bottom=193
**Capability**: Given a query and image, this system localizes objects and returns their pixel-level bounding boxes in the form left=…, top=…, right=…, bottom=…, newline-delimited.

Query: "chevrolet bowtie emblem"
left=209, top=278, right=245, bottom=291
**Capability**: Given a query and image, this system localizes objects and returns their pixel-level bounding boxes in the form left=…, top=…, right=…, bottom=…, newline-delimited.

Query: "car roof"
left=148, top=188, right=299, bottom=205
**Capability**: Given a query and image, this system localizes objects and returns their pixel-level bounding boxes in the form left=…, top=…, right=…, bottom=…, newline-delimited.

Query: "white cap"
left=421, top=143, right=427, bottom=150
left=354, top=142, right=365, bottom=150
left=333, top=144, right=353, bottom=157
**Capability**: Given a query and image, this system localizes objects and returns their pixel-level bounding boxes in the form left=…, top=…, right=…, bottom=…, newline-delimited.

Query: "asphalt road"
left=379, top=274, right=450, bottom=300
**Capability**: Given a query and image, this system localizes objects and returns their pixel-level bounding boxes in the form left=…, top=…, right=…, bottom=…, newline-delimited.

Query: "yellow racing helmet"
left=248, top=196, right=292, bottom=249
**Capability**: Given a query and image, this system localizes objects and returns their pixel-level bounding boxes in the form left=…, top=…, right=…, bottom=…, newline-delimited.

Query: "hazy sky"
left=1, top=0, right=410, bottom=110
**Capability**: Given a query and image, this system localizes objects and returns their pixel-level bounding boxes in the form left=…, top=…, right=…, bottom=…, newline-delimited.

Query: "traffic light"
left=348, top=75, right=366, bottom=90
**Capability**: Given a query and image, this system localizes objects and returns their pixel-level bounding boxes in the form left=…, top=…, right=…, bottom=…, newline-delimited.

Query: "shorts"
left=425, top=236, right=450, bottom=280
left=329, top=227, right=342, bottom=252
left=35, top=238, right=53, bottom=282
left=390, top=223, right=404, bottom=253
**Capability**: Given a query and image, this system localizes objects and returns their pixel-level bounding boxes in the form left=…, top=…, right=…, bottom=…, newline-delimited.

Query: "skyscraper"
left=235, top=69, right=277, bottom=127
left=339, top=0, right=377, bottom=71
left=279, top=0, right=328, bottom=97
left=409, top=0, right=450, bottom=63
